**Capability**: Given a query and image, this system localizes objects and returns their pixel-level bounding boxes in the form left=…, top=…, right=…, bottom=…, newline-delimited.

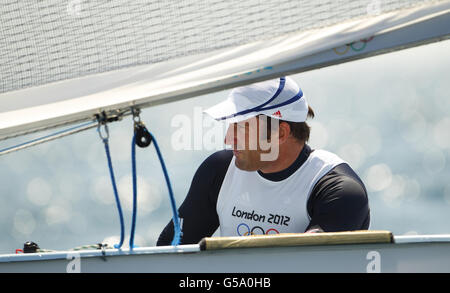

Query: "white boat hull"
left=1, top=233, right=449, bottom=273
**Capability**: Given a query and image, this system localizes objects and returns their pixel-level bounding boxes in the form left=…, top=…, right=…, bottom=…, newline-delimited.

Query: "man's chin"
left=234, top=159, right=258, bottom=172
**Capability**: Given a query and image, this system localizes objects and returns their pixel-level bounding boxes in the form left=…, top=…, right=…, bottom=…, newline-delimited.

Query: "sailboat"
left=0, top=0, right=450, bottom=273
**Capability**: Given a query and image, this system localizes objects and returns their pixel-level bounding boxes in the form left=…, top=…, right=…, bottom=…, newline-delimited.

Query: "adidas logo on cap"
left=272, top=110, right=282, bottom=118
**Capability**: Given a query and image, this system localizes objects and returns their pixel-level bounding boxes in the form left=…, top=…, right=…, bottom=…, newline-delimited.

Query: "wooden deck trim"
left=199, top=230, right=393, bottom=250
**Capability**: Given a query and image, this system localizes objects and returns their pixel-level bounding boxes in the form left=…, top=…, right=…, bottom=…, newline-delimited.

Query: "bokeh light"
left=117, top=175, right=163, bottom=215
left=26, top=177, right=52, bottom=206
left=13, top=209, right=36, bottom=236
left=337, top=143, right=366, bottom=170
left=364, top=164, right=393, bottom=192
left=433, top=117, right=450, bottom=149
left=308, top=121, right=329, bottom=149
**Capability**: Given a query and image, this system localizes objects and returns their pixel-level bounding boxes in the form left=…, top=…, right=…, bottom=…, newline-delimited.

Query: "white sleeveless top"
left=216, top=150, right=345, bottom=236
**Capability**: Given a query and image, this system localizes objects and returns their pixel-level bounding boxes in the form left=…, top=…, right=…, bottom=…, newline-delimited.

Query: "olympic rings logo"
left=333, top=36, right=374, bottom=55
left=237, top=223, right=279, bottom=236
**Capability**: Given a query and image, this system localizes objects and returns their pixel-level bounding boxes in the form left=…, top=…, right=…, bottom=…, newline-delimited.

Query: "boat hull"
left=1, top=240, right=449, bottom=273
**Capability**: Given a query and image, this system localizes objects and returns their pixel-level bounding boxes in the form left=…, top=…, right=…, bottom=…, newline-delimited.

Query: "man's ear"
left=278, top=121, right=291, bottom=144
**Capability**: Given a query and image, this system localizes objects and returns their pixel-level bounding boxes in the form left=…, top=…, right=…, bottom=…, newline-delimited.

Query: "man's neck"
left=259, top=140, right=305, bottom=174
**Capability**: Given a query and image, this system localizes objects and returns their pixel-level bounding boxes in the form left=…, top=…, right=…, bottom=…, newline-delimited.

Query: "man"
left=157, top=76, right=370, bottom=245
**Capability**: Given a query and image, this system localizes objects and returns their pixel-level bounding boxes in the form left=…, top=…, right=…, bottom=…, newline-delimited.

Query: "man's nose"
left=224, top=124, right=237, bottom=146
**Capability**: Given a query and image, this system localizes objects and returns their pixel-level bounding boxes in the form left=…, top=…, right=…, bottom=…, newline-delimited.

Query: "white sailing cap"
left=204, top=76, right=308, bottom=123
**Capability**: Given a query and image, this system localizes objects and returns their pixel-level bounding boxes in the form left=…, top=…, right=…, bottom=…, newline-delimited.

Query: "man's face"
left=224, top=116, right=279, bottom=171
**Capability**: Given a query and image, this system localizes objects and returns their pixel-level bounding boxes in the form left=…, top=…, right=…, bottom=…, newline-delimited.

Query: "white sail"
left=0, top=0, right=449, bottom=140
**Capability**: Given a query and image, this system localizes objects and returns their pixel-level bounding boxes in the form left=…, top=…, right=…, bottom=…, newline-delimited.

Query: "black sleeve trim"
left=156, top=150, right=233, bottom=246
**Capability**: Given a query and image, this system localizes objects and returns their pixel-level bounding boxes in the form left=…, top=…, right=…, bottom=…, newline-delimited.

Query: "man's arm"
left=306, top=163, right=370, bottom=232
left=156, top=150, right=233, bottom=246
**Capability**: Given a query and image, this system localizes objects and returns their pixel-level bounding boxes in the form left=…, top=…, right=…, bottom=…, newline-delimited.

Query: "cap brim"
left=204, top=99, right=308, bottom=124
left=203, top=99, right=258, bottom=123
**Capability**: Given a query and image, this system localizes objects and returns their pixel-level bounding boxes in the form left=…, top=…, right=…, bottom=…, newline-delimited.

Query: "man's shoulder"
left=309, top=149, right=346, bottom=166
left=326, top=163, right=366, bottom=189
left=205, top=149, right=234, bottom=162
left=189, top=150, right=233, bottom=197
left=307, top=161, right=370, bottom=231
left=198, top=149, right=234, bottom=173
left=308, top=148, right=362, bottom=185
left=312, top=162, right=368, bottom=201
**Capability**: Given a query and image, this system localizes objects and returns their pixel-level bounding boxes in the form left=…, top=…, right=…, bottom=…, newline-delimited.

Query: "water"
left=0, top=40, right=449, bottom=254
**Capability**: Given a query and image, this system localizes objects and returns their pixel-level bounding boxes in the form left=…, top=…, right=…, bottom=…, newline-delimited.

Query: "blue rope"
left=99, top=133, right=125, bottom=249
left=129, top=127, right=181, bottom=247
left=146, top=130, right=181, bottom=246
left=129, top=133, right=138, bottom=249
